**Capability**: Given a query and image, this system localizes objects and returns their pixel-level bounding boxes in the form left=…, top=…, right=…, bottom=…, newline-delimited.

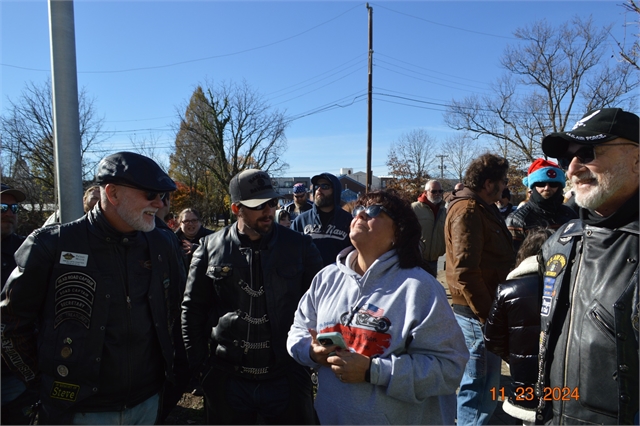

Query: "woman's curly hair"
left=353, top=190, right=424, bottom=270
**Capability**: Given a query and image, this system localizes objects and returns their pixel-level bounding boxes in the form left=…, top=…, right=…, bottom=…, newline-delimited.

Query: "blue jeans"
left=70, top=393, right=159, bottom=425
left=1, top=373, right=27, bottom=405
left=455, top=313, right=501, bottom=426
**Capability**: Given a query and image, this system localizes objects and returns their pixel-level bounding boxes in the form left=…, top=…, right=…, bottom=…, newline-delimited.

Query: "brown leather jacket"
left=445, top=188, right=515, bottom=322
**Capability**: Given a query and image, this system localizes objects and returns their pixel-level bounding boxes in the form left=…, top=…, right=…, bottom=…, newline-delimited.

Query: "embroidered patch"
left=59, top=252, right=88, bottom=267
left=50, top=381, right=79, bottom=402
left=544, top=254, right=567, bottom=277
left=54, top=272, right=96, bottom=329
left=541, top=276, right=556, bottom=317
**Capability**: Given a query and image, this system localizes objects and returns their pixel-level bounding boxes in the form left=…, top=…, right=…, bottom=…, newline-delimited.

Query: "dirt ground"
left=162, top=393, right=205, bottom=425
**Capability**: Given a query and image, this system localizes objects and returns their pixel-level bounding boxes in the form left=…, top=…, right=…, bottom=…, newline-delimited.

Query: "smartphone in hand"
left=317, top=332, right=347, bottom=353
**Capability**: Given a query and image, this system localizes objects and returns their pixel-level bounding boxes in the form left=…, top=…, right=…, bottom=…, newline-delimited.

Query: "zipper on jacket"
left=561, top=239, right=583, bottom=423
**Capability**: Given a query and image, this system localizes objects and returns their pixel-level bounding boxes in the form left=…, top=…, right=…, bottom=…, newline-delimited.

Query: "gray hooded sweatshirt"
left=287, top=247, right=469, bottom=425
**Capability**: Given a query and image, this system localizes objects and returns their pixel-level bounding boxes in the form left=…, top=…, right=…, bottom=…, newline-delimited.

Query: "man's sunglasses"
left=1, top=203, right=19, bottom=214
left=428, top=189, right=444, bottom=194
left=314, top=183, right=332, bottom=191
left=352, top=204, right=395, bottom=221
left=533, top=181, right=561, bottom=188
left=294, top=194, right=306, bottom=198
left=241, top=199, right=278, bottom=211
left=557, top=142, right=637, bottom=170
left=117, top=184, right=167, bottom=201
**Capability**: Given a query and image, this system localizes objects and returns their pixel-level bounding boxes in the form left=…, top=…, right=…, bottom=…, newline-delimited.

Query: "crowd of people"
left=0, top=107, right=638, bottom=425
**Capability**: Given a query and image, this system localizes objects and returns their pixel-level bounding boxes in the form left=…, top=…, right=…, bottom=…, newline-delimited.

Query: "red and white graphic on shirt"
left=320, top=303, right=392, bottom=357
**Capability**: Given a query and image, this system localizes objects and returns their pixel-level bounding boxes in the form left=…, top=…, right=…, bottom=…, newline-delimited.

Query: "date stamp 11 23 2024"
left=490, top=386, right=580, bottom=401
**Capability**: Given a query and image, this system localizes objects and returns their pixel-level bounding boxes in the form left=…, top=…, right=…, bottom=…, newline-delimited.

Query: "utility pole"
left=366, top=3, right=373, bottom=193
left=436, top=154, right=448, bottom=179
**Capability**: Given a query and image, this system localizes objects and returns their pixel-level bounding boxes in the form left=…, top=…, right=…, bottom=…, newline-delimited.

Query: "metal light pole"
left=49, top=0, right=84, bottom=223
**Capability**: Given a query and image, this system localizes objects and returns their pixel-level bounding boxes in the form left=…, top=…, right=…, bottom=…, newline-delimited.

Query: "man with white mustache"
left=535, top=108, right=639, bottom=425
left=1, top=152, right=186, bottom=424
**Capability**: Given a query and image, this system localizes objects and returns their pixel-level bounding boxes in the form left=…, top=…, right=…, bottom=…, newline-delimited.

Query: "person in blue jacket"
left=291, top=172, right=353, bottom=266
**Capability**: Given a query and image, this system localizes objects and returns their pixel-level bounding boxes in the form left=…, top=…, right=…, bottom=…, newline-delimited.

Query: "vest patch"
left=59, top=251, right=88, bottom=267
left=544, top=254, right=567, bottom=277
left=54, top=272, right=96, bottom=329
left=50, top=381, right=80, bottom=402
left=541, top=276, right=555, bottom=316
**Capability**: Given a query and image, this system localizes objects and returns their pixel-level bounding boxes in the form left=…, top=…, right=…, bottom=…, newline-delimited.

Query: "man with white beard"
left=411, top=179, right=447, bottom=276
left=1, top=152, right=186, bottom=424
left=535, top=108, right=639, bottom=425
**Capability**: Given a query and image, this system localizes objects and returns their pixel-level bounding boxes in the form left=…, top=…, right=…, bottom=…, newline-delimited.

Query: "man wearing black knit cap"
left=1, top=152, right=186, bottom=424
left=535, top=108, right=639, bottom=425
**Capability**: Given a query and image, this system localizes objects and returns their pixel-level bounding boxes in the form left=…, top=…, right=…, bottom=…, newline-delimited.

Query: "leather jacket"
left=181, top=223, right=323, bottom=378
left=445, top=188, right=516, bottom=322
left=536, top=213, right=639, bottom=424
left=0, top=207, right=185, bottom=422
left=506, top=194, right=577, bottom=253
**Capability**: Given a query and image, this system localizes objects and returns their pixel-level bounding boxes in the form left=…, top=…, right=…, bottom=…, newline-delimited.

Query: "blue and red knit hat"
left=522, top=158, right=566, bottom=189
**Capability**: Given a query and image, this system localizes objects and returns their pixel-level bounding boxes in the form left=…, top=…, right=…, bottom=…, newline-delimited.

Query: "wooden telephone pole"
left=366, top=3, right=373, bottom=192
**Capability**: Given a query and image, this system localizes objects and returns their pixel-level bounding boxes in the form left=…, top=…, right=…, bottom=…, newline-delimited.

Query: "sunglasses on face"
left=1, top=203, right=19, bottom=214
left=241, top=199, right=278, bottom=211
left=533, top=181, right=561, bottom=188
left=294, top=194, right=306, bottom=198
left=352, top=204, right=396, bottom=221
left=181, top=219, right=199, bottom=225
left=315, top=183, right=332, bottom=191
left=117, top=184, right=167, bottom=201
left=428, top=189, right=444, bottom=194
left=557, top=142, right=637, bottom=170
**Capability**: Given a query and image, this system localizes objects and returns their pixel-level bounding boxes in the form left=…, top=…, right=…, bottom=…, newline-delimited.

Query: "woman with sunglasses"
left=287, top=190, right=469, bottom=425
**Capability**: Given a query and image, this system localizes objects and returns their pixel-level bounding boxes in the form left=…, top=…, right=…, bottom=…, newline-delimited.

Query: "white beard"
left=571, top=168, right=625, bottom=210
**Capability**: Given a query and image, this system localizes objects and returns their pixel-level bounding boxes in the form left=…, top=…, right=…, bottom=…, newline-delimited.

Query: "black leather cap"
left=95, top=152, right=176, bottom=192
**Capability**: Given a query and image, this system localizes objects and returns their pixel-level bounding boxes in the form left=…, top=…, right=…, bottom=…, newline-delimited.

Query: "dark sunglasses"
left=241, top=199, right=278, bottom=211
left=352, top=204, right=395, bottom=221
left=557, top=142, right=637, bottom=170
left=428, top=189, right=444, bottom=194
left=294, top=194, right=306, bottom=198
left=1, top=203, right=19, bottom=214
left=533, top=181, right=561, bottom=188
left=117, top=184, right=167, bottom=201
left=315, top=183, right=332, bottom=191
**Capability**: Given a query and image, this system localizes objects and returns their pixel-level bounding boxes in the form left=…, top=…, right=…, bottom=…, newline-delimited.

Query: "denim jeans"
left=70, top=393, right=159, bottom=425
left=455, top=313, right=502, bottom=426
left=1, top=373, right=27, bottom=405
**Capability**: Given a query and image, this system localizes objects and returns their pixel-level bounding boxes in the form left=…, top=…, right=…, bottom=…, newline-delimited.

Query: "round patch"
left=546, top=169, right=557, bottom=178
left=57, top=365, right=69, bottom=377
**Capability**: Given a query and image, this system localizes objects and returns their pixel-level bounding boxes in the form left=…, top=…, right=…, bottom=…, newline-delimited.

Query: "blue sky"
left=1, top=1, right=634, bottom=179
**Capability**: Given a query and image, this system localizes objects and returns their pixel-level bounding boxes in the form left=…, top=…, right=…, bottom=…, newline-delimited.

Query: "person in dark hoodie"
left=291, top=172, right=353, bottom=266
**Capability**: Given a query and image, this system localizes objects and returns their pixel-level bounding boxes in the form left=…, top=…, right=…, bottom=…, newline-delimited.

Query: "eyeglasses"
left=181, top=219, right=199, bottom=225
left=428, top=189, right=444, bottom=194
left=352, top=204, right=395, bottom=221
left=117, top=184, right=167, bottom=201
left=533, top=181, right=561, bottom=188
left=294, top=194, right=306, bottom=199
left=1, top=203, right=19, bottom=214
left=315, top=183, right=332, bottom=191
left=240, top=199, right=278, bottom=211
left=557, top=142, right=638, bottom=170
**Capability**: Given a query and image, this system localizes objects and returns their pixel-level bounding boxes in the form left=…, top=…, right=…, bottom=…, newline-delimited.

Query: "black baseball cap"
left=542, top=108, right=639, bottom=158
left=229, top=169, right=281, bottom=208
left=95, top=152, right=176, bottom=192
